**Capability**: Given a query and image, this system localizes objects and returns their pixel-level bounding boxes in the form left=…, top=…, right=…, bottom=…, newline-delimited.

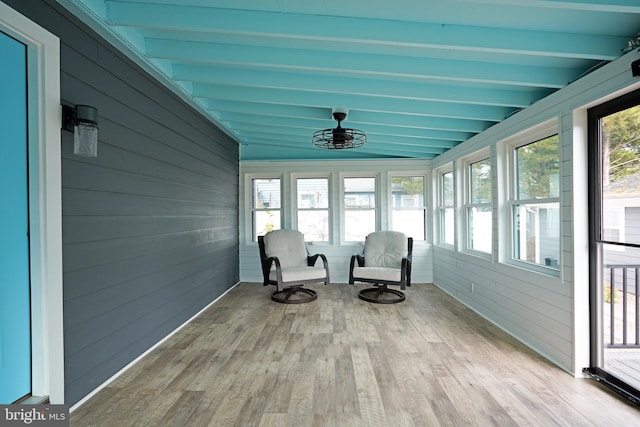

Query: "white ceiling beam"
left=110, top=0, right=640, bottom=14
left=221, top=113, right=474, bottom=141
left=235, top=127, right=460, bottom=149
left=147, top=39, right=578, bottom=89
left=241, top=143, right=436, bottom=160
left=173, top=64, right=548, bottom=108
left=106, top=2, right=626, bottom=60
left=241, top=136, right=447, bottom=157
left=192, top=83, right=513, bottom=122
left=454, top=0, right=640, bottom=13
left=206, top=100, right=494, bottom=133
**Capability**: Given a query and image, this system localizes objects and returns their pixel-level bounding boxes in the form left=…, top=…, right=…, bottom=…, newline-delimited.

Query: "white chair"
left=258, top=230, right=330, bottom=303
left=349, top=231, right=412, bottom=303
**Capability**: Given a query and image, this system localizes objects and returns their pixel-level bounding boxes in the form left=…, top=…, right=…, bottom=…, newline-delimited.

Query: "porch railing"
left=604, top=264, right=640, bottom=348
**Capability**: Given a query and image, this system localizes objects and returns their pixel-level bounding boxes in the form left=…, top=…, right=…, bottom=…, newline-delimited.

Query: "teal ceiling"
left=58, top=0, right=640, bottom=161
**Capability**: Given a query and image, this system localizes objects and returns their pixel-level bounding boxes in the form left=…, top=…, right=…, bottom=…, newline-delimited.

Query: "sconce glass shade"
left=63, top=104, right=99, bottom=157
left=73, top=123, right=98, bottom=157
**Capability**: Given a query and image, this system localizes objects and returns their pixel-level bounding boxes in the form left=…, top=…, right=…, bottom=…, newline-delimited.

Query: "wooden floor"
left=71, top=283, right=639, bottom=426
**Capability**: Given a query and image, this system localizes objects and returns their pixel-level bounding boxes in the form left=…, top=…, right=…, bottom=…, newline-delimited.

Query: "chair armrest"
left=263, top=256, right=287, bottom=290
left=264, top=256, right=281, bottom=269
left=353, top=253, right=365, bottom=267
left=307, top=253, right=326, bottom=266
left=308, top=253, right=330, bottom=284
left=263, top=256, right=282, bottom=278
left=401, top=256, right=412, bottom=286
left=348, top=253, right=365, bottom=284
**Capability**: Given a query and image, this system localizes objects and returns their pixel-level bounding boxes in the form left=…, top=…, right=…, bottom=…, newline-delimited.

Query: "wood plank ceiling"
left=58, top=0, right=640, bottom=161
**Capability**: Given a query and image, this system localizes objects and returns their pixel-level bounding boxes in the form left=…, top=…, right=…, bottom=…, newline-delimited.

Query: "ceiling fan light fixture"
left=312, top=111, right=366, bottom=149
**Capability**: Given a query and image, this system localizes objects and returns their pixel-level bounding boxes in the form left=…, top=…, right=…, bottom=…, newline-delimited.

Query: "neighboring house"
left=602, top=171, right=640, bottom=293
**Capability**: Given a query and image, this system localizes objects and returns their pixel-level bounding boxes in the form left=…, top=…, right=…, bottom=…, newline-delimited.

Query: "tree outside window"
left=601, top=105, right=640, bottom=185
left=252, top=178, right=281, bottom=241
left=512, top=135, right=560, bottom=268
left=297, top=178, right=329, bottom=242
left=600, top=105, right=640, bottom=246
left=391, top=176, right=426, bottom=240
left=344, top=177, right=376, bottom=241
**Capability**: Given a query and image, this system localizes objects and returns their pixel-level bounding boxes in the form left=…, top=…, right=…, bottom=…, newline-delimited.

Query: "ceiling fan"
left=312, top=110, right=366, bottom=149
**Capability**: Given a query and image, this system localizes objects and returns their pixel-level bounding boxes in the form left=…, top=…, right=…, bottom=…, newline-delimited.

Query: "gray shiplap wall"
left=4, top=0, right=239, bottom=405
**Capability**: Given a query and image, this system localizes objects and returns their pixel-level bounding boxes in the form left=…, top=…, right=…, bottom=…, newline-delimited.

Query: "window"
left=296, top=178, right=329, bottom=241
left=391, top=176, right=426, bottom=240
left=344, top=177, right=376, bottom=241
left=599, top=103, right=640, bottom=247
left=252, top=178, right=281, bottom=240
left=602, top=209, right=623, bottom=244
left=438, top=170, right=455, bottom=245
left=510, top=134, right=560, bottom=268
left=466, top=158, right=492, bottom=253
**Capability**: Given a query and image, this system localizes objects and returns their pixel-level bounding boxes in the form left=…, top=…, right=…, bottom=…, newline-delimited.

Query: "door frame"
left=0, top=1, right=64, bottom=404
left=585, top=86, right=640, bottom=405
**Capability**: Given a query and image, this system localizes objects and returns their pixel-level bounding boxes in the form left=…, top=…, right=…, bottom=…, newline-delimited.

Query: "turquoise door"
left=0, top=30, right=31, bottom=404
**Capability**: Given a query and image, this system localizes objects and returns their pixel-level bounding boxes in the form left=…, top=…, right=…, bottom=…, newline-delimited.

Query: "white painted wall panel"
left=432, top=50, right=640, bottom=376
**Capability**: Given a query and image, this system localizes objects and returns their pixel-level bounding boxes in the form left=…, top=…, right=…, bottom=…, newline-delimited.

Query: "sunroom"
left=1, top=0, right=640, bottom=422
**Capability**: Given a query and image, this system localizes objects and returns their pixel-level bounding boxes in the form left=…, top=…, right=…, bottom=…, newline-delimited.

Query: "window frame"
left=294, top=175, right=331, bottom=243
left=249, top=175, right=283, bottom=242
left=341, top=174, right=378, bottom=243
left=436, top=165, right=455, bottom=247
left=462, top=150, right=493, bottom=257
left=389, top=173, right=428, bottom=241
left=502, top=119, right=561, bottom=275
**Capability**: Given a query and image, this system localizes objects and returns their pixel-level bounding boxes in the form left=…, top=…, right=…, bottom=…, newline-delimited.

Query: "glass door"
left=0, top=30, right=31, bottom=404
left=587, top=88, right=640, bottom=405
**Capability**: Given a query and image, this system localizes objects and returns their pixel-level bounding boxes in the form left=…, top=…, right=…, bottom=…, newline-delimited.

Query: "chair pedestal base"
left=272, top=285, right=317, bottom=304
left=358, top=284, right=405, bottom=304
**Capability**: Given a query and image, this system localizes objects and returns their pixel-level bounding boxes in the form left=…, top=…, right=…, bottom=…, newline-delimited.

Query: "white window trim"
left=1, top=2, right=64, bottom=403
left=241, top=161, right=432, bottom=248
left=245, top=174, right=283, bottom=243
left=499, top=118, right=561, bottom=275
left=340, top=173, right=379, bottom=244
left=389, top=172, right=428, bottom=241
left=461, top=149, right=492, bottom=258
left=435, top=164, right=455, bottom=248
left=293, top=174, right=332, bottom=244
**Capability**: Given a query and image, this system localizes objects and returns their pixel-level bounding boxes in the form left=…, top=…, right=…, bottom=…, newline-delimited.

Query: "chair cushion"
left=269, top=266, right=327, bottom=282
left=364, top=231, right=408, bottom=268
left=352, top=266, right=401, bottom=282
left=263, top=230, right=308, bottom=268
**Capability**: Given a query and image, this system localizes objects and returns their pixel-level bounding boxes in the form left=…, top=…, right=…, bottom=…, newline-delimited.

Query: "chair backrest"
left=262, top=230, right=308, bottom=268
left=363, top=231, right=408, bottom=268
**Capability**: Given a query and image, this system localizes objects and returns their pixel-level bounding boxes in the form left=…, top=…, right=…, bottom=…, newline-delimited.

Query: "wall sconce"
left=632, top=59, right=640, bottom=78
left=62, top=104, right=99, bottom=157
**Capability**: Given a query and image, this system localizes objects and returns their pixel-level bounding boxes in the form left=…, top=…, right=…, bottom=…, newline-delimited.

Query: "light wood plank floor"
left=71, top=283, right=640, bottom=426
